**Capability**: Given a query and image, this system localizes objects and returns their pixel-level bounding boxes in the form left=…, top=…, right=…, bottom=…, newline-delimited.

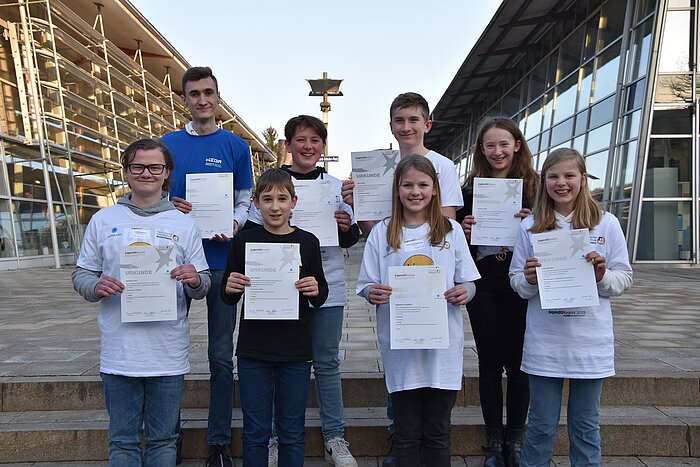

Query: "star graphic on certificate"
left=382, top=151, right=399, bottom=175
left=504, top=180, right=520, bottom=201
left=154, top=246, right=174, bottom=272
left=318, top=181, right=334, bottom=203
left=279, top=247, right=299, bottom=271
left=568, top=231, right=588, bottom=258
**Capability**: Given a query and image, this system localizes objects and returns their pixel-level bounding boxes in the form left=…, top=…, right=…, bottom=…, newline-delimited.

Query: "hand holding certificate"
left=471, top=178, right=522, bottom=246
left=388, top=265, right=448, bottom=349
left=351, top=150, right=399, bottom=221
left=186, top=172, right=234, bottom=239
left=290, top=179, right=339, bottom=247
left=120, top=245, right=177, bottom=322
left=244, top=243, right=300, bottom=320
left=531, top=228, right=599, bottom=309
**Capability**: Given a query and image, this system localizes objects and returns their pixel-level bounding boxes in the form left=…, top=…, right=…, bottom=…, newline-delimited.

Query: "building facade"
left=0, top=0, right=275, bottom=270
left=427, top=0, right=698, bottom=264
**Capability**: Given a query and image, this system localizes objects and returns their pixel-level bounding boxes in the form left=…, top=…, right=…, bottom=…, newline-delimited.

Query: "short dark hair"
left=254, top=168, right=295, bottom=199
left=182, top=66, right=218, bottom=93
left=284, top=115, right=327, bottom=143
left=121, top=138, right=174, bottom=191
left=390, top=92, right=430, bottom=121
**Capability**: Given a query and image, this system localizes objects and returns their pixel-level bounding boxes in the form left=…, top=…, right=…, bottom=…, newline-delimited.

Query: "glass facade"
left=433, top=0, right=700, bottom=264
left=0, top=0, right=273, bottom=269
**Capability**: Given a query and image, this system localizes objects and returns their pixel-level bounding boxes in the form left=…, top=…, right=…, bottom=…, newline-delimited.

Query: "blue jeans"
left=310, top=305, right=345, bottom=440
left=238, top=358, right=311, bottom=467
left=101, top=372, right=184, bottom=466
left=207, top=269, right=237, bottom=446
left=522, top=375, right=605, bottom=467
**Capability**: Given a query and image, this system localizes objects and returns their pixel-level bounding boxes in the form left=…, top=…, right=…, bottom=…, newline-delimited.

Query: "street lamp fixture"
left=306, top=72, right=343, bottom=170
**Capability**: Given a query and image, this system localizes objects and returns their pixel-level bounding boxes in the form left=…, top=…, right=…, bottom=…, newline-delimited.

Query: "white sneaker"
left=268, top=436, right=278, bottom=467
left=324, top=437, right=358, bottom=466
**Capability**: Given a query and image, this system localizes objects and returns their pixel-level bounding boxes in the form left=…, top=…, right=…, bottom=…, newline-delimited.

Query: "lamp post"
left=306, top=72, right=343, bottom=171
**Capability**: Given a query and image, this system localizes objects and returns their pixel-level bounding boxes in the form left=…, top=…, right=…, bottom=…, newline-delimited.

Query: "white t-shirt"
left=248, top=173, right=353, bottom=308
left=77, top=205, right=208, bottom=377
left=424, top=150, right=463, bottom=209
left=509, top=212, right=633, bottom=379
left=356, top=219, right=480, bottom=393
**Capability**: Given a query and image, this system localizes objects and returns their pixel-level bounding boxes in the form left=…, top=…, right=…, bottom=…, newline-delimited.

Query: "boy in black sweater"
left=222, top=168, right=328, bottom=466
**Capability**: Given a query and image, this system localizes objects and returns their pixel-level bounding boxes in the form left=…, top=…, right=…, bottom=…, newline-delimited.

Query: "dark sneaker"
left=205, top=444, right=234, bottom=467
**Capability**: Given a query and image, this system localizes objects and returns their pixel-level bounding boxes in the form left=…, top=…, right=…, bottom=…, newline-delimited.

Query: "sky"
left=129, top=1, right=501, bottom=179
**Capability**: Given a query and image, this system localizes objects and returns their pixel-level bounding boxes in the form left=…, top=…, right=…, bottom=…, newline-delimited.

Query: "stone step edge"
left=1, top=373, right=698, bottom=412
left=0, top=406, right=697, bottom=462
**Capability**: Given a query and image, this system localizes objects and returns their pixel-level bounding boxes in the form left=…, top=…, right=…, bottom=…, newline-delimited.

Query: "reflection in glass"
left=586, top=122, right=613, bottom=153
left=645, top=138, right=691, bottom=196
left=575, top=109, right=589, bottom=136
left=655, top=74, right=693, bottom=103
left=589, top=95, right=615, bottom=129
left=0, top=199, right=15, bottom=257
left=578, top=64, right=593, bottom=110
left=583, top=14, right=600, bottom=62
left=592, top=43, right=621, bottom=101
left=651, top=107, right=692, bottom=134
left=550, top=118, right=574, bottom=147
left=627, top=19, right=653, bottom=83
left=557, top=27, right=583, bottom=82
left=625, top=78, right=645, bottom=111
left=552, top=74, right=578, bottom=125
left=527, top=135, right=540, bottom=154
left=637, top=201, right=692, bottom=260
left=525, top=98, right=544, bottom=140
left=658, top=10, right=691, bottom=72
left=620, top=110, right=641, bottom=141
left=614, top=141, right=637, bottom=200
left=585, top=151, right=608, bottom=201
left=6, top=150, right=47, bottom=199
left=572, top=135, right=586, bottom=153
left=610, top=201, right=629, bottom=235
left=597, top=0, right=626, bottom=53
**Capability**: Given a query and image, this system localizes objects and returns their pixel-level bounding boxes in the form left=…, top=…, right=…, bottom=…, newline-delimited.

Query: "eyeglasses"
left=127, top=163, right=167, bottom=175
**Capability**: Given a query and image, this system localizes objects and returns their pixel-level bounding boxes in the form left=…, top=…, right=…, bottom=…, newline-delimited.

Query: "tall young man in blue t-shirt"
left=162, top=66, right=253, bottom=467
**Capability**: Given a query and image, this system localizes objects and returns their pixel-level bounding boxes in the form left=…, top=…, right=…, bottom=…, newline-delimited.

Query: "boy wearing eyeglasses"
left=161, top=66, right=254, bottom=466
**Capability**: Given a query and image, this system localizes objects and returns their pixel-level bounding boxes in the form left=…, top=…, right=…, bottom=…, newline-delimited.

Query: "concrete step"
left=0, top=406, right=698, bottom=463
left=1, top=373, right=698, bottom=412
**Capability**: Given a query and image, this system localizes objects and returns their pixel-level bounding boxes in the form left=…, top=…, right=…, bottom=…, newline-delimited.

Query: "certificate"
left=291, top=179, right=339, bottom=247
left=471, top=178, right=522, bottom=246
left=186, top=172, right=234, bottom=238
left=531, top=228, right=600, bottom=309
left=351, top=150, right=399, bottom=221
left=388, top=265, right=448, bottom=349
left=119, top=245, right=177, bottom=322
left=244, top=243, right=300, bottom=320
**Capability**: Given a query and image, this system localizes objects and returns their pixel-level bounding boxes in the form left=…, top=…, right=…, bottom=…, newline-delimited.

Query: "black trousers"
left=468, top=253, right=529, bottom=430
left=391, top=388, right=457, bottom=467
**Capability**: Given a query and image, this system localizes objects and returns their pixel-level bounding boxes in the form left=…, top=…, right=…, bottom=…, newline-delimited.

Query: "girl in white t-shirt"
left=72, top=138, right=210, bottom=465
left=509, top=148, right=632, bottom=467
left=357, top=154, right=480, bottom=467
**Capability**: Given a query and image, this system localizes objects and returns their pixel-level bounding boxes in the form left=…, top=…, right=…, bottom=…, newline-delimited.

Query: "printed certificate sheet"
left=351, top=150, right=399, bottom=221
left=388, top=265, right=448, bottom=349
left=291, top=179, right=339, bottom=247
left=244, top=243, right=300, bottom=320
left=186, top=172, right=234, bottom=238
left=471, top=178, right=523, bottom=246
left=120, top=245, right=177, bottom=322
left=531, top=228, right=600, bottom=309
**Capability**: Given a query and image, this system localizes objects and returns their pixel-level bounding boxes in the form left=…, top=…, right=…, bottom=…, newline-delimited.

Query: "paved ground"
left=1, top=242, right=698, bottom=380
left=0, top=241, right=699, bottom=466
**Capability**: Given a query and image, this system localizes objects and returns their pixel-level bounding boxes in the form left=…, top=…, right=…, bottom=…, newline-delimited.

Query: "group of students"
left=73, top=76, right=633, bottom=467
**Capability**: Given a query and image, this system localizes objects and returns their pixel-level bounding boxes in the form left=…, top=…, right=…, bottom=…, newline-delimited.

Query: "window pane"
left=575, top=109, right=589, bottom=136
left=610, top=201, right=630, bottom=235
left=73, top=159, right=123, bottom=208
left=625, top=78, right=646, bottom=111
left=592, top=43, right=621, bottom=101
left=658, top=10, right=691, bottom=72
left=597, top=0, right=626, bottom=53
left=587, top=122, right=613, bottom=153
left=553, top=74, right=578, bottom=125
left=589, top=95, right=615, bottom=129
left=525, top=98, right=544, bottom=140
left=655, top=74, right=693, bottom=103
left=583, top=13, right=600, bottom=62
left=637, top=200, right=692, bottom=260
left=635, top=0, right=656, bottom=22
left=645, top=138, right=691, bottom=196
left=585, top=150, right=608, bottom=201
left=614, top=140, right=637, bottom=200
left=620, top=110, right=641, bottom=141
left=578, top=64, right=594, bottom=110
left=5, top=144, right=46, bottom=199
left=526, top=135, right=540, bottom=154
left=550, top=117, right=574, bottom=147
left=627, top=19, right=653, bottom=82
left=651, top=107, right=692, bottom=134
left=557, top=27, right=584, bottom=81
left=573, top=134, right=586, bottom=153
left=0, top=199, right=15, bottom=257
left=529, top=61, right=549, bottom=100
left=13, top=200, right=51, bottom=256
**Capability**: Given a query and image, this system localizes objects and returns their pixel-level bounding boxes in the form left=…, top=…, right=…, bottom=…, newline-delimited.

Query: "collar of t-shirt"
left=185, top=121, right=198, bottom=135
left=281, top=164, right=326, bottom=180
left=554, top=210, right=575, bottom=224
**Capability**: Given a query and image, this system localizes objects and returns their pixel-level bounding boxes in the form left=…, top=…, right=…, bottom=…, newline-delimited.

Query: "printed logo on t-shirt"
left=205, top=157, right=222, bottom=168
left=156, top=230, right=180, bottom=243
left=403, top=254, right=434, bottom=266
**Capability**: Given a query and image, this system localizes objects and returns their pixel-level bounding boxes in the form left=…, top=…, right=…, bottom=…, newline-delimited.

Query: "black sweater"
left=221, top=225, right=328, bottom=362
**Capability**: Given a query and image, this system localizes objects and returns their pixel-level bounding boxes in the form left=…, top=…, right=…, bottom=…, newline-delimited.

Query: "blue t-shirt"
left=162, top=128, right=253, bottom=269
